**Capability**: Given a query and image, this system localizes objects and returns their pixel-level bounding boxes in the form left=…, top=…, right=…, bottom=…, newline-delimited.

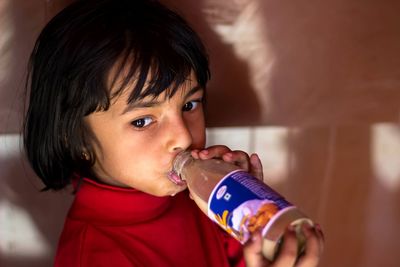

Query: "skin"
left=85, top=71, right=324, bottom=266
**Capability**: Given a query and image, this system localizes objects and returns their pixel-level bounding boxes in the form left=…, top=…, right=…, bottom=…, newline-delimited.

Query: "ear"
left=81, top=151, right=90, bottom=161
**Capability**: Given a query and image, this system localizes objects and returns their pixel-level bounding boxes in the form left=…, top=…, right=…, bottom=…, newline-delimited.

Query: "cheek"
left=89, top=134, right=138, bottom=173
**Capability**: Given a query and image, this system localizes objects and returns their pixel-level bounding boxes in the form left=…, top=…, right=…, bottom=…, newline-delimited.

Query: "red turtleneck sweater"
left=54, top=178, right=245, bottom=267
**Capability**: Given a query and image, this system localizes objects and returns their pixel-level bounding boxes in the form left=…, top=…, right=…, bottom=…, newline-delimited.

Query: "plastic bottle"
left=173, top=151, right=313, bottom=261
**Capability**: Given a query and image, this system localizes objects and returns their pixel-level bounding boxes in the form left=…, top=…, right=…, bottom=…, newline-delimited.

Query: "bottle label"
left=207, top=170, right=292, bottom=244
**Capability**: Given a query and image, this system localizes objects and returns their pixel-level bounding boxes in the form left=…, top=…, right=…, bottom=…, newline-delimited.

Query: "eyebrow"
left=121, top=85, right=203, bottom=115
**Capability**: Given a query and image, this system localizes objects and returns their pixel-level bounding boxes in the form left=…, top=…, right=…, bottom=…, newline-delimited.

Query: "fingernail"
left=225, top=152, right=233, bottom=158
left=200, top=150, right=209, bottom=155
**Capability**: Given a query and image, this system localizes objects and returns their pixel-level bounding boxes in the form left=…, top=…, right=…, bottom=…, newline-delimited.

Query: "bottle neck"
left=173, top=151, right=193, bottom=179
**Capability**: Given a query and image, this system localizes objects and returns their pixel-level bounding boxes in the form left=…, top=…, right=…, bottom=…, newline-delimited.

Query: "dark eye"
left=182, top=100, right=200, bottom=112
left=131, top=117, right=153, bottom=128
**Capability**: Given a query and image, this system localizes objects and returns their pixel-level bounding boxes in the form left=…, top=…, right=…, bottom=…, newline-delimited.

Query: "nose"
left=165, top=115, right=193, bottom=153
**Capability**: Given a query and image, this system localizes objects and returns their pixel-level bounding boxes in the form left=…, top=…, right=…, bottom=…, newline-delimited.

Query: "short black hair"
left=23, top=0, right=210, bottom=190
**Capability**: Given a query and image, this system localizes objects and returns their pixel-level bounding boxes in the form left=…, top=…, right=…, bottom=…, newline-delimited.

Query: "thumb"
left=243, top=232, right=270, bottom=267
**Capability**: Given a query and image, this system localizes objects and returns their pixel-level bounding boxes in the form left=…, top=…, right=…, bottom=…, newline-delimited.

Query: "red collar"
left=68, top=177, right=173, bottom=225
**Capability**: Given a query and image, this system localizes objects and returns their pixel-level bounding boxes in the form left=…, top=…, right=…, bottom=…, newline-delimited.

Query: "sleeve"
left=220, top=230, right=246, bottom=267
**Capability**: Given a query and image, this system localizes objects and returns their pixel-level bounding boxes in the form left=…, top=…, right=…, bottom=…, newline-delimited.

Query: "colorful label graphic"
left=208, top=170, right=292, bottom=243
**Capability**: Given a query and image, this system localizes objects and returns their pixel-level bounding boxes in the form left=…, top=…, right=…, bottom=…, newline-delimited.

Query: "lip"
left=167, top=170, right=186, bottom=186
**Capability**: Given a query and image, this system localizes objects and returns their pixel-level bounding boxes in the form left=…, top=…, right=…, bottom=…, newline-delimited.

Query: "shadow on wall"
left=0, top=135, right=73, bottom=267
left=161, top=0, right=261, bottom=126
left=284, top=125, right=400, bottom=267
left=257, top=0, right=400, bottom=125
left=0, top=1, right=74, bottom=266
left=0, top=0, right=37, bottom=134
left=285, top=127, right=372, bottom=267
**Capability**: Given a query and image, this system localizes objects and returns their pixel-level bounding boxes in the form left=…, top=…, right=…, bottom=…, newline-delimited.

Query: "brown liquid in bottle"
left=176, top=155, right=238, bottom=211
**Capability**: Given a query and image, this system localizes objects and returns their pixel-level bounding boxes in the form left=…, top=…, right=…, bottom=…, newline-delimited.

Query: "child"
left=23, top=0, right=323, bottom=266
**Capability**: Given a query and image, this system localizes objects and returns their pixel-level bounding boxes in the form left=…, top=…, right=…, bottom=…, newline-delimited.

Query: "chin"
left=166, top=184, right=187, bottom=197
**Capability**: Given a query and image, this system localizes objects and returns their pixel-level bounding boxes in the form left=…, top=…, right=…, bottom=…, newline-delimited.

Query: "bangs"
left=109, top=37, right=203, bottom=104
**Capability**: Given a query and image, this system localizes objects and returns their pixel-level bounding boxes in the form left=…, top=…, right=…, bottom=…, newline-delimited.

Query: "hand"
left=243, top=223, right=324, bottom=267
left=191, top=145, right=264, bottom=181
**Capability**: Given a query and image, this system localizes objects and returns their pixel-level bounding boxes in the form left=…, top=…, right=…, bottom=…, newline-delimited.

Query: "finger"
left=250, top=153, right=263, bottom=181
left=272, top=226, right=298, bottom=267
left=198, top=145, right=231, bottom=159
left=190, top=149, right=201, bottom=159
left=243, top=232, right=271, bottom=267
left=295, top=224, right=322, bottom=267
left=222, top=150, right=250, bottom=171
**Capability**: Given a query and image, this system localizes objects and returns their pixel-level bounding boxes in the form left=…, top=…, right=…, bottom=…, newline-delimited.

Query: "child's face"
left=85, top=72, right=205, bottom=197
